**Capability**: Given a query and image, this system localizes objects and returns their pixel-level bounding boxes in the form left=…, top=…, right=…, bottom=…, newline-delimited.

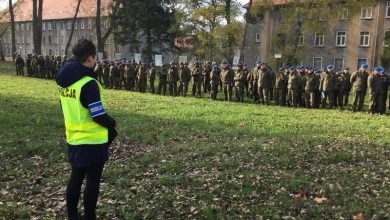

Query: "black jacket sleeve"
left=80, top=80, right=117, bottom=143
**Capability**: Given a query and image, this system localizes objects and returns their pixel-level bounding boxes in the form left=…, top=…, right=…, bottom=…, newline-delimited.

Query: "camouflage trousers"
left=258, top=87, right=270, bottom=105
left=158, top=80, right=167, bottom=95
left=178, top=81, right=189, bottom=96
left=321, top=91, right=335, bottom=109
left=304, top=91, right=316, bottom=108
left=352, top=90, right=366, bottom=112
left=168, top=81, right=178, bottom=96
left=223, top=83, right=233, bottom=101
left=274, top=88, right=286, bottom=106
left=235, top=84, right=245, bottom=102
left=192, top=81, right=202, bottom=97
left=369, top=93, right=383, bottom=114
left=288, top=89, right=299, bottom=107
left=210, top=82, right=219, bottom=100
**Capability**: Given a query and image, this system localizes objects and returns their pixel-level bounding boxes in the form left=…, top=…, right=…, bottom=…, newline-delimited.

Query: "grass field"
left=0, top=61, right=389, bottom=219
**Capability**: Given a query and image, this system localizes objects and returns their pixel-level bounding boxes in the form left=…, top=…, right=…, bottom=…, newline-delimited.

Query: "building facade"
left=243, top=0, right=390, bottom=71
left=0, top=0, right=175, bottom=62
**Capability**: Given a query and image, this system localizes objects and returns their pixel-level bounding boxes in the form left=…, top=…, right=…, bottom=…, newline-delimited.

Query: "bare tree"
left=96, top=0, right=119, bottom=58
left=65, top=0, right=82, bottom=55
left=8, top=0, right=16, bottom=60
left=32, top=0, right=43, bottom=55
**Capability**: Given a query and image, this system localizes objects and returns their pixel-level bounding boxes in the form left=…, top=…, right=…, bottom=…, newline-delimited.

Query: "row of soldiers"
left=14, top=55, right=390, bottom=114
left=15, top=54, right=68, bottom=79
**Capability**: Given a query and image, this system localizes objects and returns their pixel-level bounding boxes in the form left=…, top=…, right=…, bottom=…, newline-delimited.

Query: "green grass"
left=0, top=62, right=389, bottom=219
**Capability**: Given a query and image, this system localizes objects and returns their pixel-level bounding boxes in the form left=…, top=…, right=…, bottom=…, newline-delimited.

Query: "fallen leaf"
left=313, top=196, right=328, bottom=204
left=353, top=212, right=364, bottom=220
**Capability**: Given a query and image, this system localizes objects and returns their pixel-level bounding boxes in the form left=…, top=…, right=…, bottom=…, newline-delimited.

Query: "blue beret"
left=279, top=67, right=285, bottom=71
left=361, top=64, right=368, bottom=68
left=289, top=66, right=296, bottom=70
left=374, top=67, right=382, bottom=72
left=212, top=66, right=218, bottom=71
left=327, top=64, right=334, bottom=69
left=344, top=67, right=350, bottom=71
left=381, top=68, right=386, bottom=74
left=222, top=60, right=228, bottom=65
left=256, top=60, right=262, bottom=65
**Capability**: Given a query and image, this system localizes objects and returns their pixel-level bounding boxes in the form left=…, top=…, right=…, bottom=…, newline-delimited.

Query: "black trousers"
left=66, top=163, right=105, bottom=220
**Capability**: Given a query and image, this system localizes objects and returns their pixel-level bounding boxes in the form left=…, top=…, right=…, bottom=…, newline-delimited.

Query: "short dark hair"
left=72, top=39, right=96, bottom=63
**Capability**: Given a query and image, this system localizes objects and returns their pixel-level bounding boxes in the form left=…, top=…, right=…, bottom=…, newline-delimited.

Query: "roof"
left=3, top=0, right=111, bottom=22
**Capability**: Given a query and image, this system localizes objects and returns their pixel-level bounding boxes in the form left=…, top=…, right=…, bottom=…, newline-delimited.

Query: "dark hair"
left=72, top=39, right=96, bottom=63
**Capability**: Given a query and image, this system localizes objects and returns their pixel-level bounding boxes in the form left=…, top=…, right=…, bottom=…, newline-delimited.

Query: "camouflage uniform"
left=94, top=61, right=104, bottom=85
left=335, top=72, right=347, bottom=110
left=37, top=55, right=45, bottom=78
left=137, top=63, right=148, bottom=93
left=118, top=62, right=126, bottom=90
left=148, top=65, right=157, bottom=93
left=287, top=70, right=301, bottom=107
left=157, top=65, right=168, bottom=95
left=368, top=70, right=384, bottom=114
left=192, top=62, right=203, bottom=97
left=210, top=67, right=220, bottom=100
left=15, top=54, right=25, bottom=76
left=203, top=61, right=212, bottom=94
left=257, top=64, right=273, bottom=105
left=304, top=70, right=320, bottom=108
left=350, top=69, right=369, bottom=112
left=243, top=65, right=250, bottom=97
left=26, top=54, right=33, bottom=76
left=168, top=62, right=179, bottom=96
left=274, top=69, right=288, bottom=106
left=109, top=62, right=119, bottom=89
left=178, top=62, right=191, bottom=96
left=102, top=62, right=110, bottom=89
left=220, top=64, right=234, bottom=102
left=234, top=65, right=245, bottom=102
left=319, top=70, right=336, bottom=109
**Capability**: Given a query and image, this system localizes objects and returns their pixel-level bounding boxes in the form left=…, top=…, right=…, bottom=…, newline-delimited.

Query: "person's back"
left=56, top=39, right=117, bottom=220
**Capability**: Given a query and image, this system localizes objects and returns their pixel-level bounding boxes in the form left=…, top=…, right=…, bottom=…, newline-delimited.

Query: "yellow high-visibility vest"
left=59, top=76, right=108, bottom=145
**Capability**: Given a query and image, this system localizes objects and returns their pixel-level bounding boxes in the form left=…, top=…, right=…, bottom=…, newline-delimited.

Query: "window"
left=43, top=36, right=46, bottom=44
left=21, top=24, right=24, bottom=31
left=22, top=36, right=25, bottom=43
left=48, top=36, right=52, bottom=44
left=48, top=22, right=52, bottom=30
left=55, top=50, right=59, bottom=56
left=61, top=49, right=65, bottom=55
left=17, top=36, right=19, bottom=44
left=384, top=30, right=390, bottom=47
left=387, top=1, right=390, bottom=17
left=104, top=20, right=109, bottom=28
left=49, top=49, right=52, bottom=56
left=26, top=23, right=30, bottom=31
left=81, top=20, right=85, bottom=29
left=53, top=22, right=57, bottom=30
left=74, top=21, right=78, bottom=29
left=55, top=36, right=58, bottom=44
left=340, top=8, right=348, bottom=20
left=16, top=24, right=19, bottom=31
left=255, top=33, right=260, bottom=43
left=62, top=36, right=65, bottom=44
left=88, top=19, right=92, bottom=29
left=313, top=57, right=323, bottom=70
left=61, top=21, right=65, bottom=30
left=74, top=36, right=78, bottom=43
left=43, top=22, right=46, bottom=30
left=297, top=33, right=304, bottom=46
left=336, top=31, right=347, bottom=47
left=314, top=32, right=324, bottom=46
left=68, top=21, right=72, bottom=30
left=334, top=58, right=344, bottom=71
left=361, top=7, right=372, bottom=19
left=360, top=32, right=370, bottom=46
left=357, top=58, right=367, bottom=70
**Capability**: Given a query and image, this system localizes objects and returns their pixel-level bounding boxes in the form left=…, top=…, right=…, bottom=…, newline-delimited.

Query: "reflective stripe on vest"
left=59, top=76, right=108, bottom=145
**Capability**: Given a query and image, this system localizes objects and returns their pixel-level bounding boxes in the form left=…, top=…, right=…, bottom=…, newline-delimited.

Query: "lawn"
left=0, top=62, right=389, bottom=219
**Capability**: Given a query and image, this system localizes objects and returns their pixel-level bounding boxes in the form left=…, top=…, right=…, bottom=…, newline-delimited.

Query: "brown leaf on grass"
left=352, top=212, right=364, bottom=220
left=313, top=196, right=328, bottom=204
left=237, top=122, right=245, bottom=128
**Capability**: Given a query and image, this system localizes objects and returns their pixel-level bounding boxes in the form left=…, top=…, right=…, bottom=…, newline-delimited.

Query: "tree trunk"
left=33, top=0, right=43, bottom=55
left=225, top=0, right=234, bottom=63
left=65, top=0, right=82, bottom=56
left=0, top=38, right=5, bottom=61
left=8, top=0, right=16, bottom=61
left=96, top=0, right=104, bottom=55
left=240, top=0, right=252, bottom=64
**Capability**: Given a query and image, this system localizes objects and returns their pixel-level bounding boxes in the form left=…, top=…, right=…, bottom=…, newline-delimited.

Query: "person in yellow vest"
left=56, top=39, right=117, bottom=220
